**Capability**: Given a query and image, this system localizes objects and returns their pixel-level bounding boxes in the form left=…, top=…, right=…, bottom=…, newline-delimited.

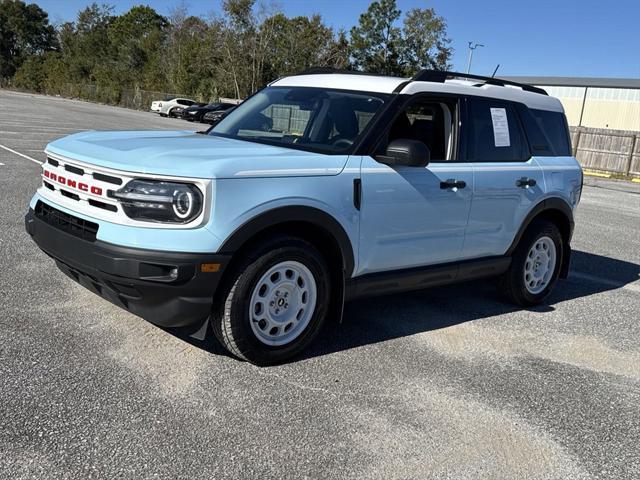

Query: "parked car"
left=181, top=102, right=236, bottom=122
left=202, top=106, right=236, bottom=126
left=150, top=97, right=200, bottom=117
left=26, top=69, right=582, bottom=366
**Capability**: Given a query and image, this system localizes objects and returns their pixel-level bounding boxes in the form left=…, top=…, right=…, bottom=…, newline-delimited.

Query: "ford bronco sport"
left=25, top=69, right=582, bottom=365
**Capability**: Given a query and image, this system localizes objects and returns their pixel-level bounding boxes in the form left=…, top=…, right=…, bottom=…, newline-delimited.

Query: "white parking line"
left=0, top=144, right=42, bottom=165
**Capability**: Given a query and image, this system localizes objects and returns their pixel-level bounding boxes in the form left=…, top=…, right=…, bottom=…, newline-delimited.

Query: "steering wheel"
left=332, top=138, right=354, bottom=149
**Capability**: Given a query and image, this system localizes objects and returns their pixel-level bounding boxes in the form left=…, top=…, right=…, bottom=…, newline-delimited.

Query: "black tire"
left=211, top=236, right=331, bottom=366
left=159, top=113, right=167, bottom=117
left=499, top=219, right=563, bottom=306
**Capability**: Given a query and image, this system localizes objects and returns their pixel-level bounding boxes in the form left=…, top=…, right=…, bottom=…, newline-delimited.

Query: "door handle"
left=440, top=179, right=467, bottom=190
left=516, top=177, right=537, bottom=188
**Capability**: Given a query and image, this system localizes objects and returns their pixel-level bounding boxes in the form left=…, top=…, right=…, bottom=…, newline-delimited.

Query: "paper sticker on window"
left=490, top=107, right=510, bottom=147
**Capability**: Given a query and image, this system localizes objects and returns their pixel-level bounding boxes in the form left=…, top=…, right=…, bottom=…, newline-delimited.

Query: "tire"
left=211, top=236, right=331, bottom=366
left=499, top=219, right=563, bottom=306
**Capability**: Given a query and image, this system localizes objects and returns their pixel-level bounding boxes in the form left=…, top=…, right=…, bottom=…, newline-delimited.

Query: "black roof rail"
left=413, top=69, right=548, bottom=95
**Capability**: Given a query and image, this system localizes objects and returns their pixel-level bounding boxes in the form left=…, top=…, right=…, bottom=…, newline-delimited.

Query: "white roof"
left=271, top=73, right=408, bottom=94
left=272, top=73, right=564, bottom=113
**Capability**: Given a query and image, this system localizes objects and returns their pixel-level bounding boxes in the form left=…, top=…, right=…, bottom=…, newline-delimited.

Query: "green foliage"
left=0, top=0, right=57, bottom=78
left=402, top=8, right=452, bottom=71
left=349, top=0, right=451, bottom=76
left=2, top=0, right=453, bottom=104
left=350, top=0, right=403, bottom=76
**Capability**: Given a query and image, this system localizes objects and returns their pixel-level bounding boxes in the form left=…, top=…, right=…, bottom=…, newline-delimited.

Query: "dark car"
left=202, top=106, right=236, bottom=126
left=181, top=102, right=236, bottom=122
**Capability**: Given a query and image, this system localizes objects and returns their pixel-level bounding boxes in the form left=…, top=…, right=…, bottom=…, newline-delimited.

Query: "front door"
left=356, top=97, right=473, bottom=276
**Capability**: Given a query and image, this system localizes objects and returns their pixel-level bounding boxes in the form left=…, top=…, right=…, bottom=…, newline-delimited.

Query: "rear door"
left=462, top=97, right=545, bottom=258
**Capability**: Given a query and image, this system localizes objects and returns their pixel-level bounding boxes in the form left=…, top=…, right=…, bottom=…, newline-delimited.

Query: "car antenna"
left=491, top=64, right=500, bottom=78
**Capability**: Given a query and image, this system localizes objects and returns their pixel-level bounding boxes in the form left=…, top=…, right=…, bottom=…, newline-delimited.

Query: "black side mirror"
left=375, top=139, right=430, bottom=167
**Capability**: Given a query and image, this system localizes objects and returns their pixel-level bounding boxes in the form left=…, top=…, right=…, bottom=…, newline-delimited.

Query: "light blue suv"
left=25, top=69, right=582, bottom=365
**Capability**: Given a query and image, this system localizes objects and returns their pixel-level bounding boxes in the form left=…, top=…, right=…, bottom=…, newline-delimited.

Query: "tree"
left=402, top=8, right=452, bottom=71
left=217, top=0, right=277, bottom=99
left=262, top=13, right=340, bottom=79
left=58, top=3, right=113, bottom=82
left=349, top=0, right=403, bottom=76
left=0, top=0, right=57, bottom=79
left=106, top=6, right=168, bottom=88
left=349, top=0, right=452, bottom=76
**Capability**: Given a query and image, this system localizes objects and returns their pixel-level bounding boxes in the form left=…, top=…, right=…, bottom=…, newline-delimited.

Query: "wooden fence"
left=570, top=126, right=640, bottom=176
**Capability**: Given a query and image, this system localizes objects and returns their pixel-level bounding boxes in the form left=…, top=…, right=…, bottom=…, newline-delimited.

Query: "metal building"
left=504, top=77, right=640, bottom=131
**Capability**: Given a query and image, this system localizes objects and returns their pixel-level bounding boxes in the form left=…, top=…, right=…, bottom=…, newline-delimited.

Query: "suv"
left=25, top=69, right=582, bottom=365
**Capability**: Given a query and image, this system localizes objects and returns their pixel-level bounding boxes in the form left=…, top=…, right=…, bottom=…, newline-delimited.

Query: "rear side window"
left=530, top=109, right=571, bottom=156
left=466, top=98, right=529, bottom=162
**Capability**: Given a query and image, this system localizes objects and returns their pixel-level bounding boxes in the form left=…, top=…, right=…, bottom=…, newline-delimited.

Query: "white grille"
left=38, top=151, right=210, bottom=229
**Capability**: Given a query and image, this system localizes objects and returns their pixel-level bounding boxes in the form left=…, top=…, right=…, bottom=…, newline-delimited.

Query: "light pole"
left=466, top=42, right=485, bottom=74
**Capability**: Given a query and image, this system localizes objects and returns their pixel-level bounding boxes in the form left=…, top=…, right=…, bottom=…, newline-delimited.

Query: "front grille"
left=64, top=164, right=84, bottom=176
left=93, top=172, right=122, bottom=185
left=35, top=200, right=99, bottom=242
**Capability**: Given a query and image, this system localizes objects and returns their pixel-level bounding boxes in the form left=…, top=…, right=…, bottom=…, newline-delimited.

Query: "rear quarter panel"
left=534, top=156, right=583, bottom=211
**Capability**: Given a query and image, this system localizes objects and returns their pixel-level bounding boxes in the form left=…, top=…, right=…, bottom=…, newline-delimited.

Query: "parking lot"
left=0, top=89, right=639, bottom=479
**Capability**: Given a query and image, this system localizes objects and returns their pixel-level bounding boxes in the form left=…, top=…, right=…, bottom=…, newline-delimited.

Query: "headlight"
left=188, top=110, right=197, bottom=115
left=110, top=180, right=203, bottom=223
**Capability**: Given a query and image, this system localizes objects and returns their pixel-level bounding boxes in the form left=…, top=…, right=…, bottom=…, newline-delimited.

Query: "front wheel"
left=212, top=237, right=330, bottom=365
left=499, top=219, right=563, bottom=306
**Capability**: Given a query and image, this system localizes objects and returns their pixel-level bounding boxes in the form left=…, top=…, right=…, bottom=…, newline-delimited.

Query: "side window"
left=467, top=98, right=529, bottom=162
left=384, top=99, right=457, bottom=161
left=530, top=109, right=571, bottom=156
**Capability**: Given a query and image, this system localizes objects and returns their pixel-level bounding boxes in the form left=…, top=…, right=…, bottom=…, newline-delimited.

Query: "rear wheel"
left=499, top=219, right=563, bottom=306
left=212, top=236, right=330, bottom=365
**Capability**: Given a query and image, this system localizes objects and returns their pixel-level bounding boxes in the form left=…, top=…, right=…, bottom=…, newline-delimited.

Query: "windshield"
left=210, top=87, right=390, bottom=154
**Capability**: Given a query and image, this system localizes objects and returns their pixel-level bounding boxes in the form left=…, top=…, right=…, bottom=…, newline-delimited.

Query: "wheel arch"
left=507, top=197, right=575, bottom=278
left=219, top=206, right=354, bottom=274
left=218, top=206, right=353, bottom=323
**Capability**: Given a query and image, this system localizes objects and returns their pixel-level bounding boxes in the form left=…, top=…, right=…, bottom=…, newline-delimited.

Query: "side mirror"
left=375, top=139, right=430, bottom=167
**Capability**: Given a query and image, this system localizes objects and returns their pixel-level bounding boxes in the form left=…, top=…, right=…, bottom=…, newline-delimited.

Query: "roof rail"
left=413, top=70, right=548, bottom=95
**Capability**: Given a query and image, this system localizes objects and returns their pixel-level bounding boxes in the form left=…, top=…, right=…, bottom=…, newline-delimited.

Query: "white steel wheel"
left=249, top=260, right=317, bottom=347
left=523, top=236, right=557, bottom=294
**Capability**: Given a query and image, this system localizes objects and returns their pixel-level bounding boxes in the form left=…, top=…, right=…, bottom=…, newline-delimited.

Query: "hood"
left=45, top=130, right=348, bottom=179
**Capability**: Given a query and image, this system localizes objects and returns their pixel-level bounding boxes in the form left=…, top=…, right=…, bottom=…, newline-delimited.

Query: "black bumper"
left=25, top=207, right=230, bottom=328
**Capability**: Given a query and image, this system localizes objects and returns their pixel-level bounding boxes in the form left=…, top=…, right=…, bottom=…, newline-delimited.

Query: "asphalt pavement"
left=1, top=89, right=639, bottom=480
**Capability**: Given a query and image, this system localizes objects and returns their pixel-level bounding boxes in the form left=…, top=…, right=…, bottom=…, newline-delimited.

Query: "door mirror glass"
left=376, top=139, right=430, bottom=167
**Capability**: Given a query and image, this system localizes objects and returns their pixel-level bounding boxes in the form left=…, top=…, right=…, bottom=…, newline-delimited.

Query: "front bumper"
left=25, top=207, right=230, bottom=328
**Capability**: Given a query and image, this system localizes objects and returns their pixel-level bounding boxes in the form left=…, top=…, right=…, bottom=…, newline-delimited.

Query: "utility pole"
left=466, top=42, right=485, bottom=74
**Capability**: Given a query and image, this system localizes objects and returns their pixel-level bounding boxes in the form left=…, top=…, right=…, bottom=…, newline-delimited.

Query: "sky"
left=32, top=0, right=640, bottom=78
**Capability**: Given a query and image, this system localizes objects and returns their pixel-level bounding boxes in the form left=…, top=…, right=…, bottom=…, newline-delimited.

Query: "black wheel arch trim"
left=219, top=206, right=355, bottom=277
left=506, top=197, right=574, bottom=278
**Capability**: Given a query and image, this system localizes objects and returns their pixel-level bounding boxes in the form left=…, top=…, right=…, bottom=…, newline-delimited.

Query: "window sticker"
left=490, top=107, right=510, bottom=147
